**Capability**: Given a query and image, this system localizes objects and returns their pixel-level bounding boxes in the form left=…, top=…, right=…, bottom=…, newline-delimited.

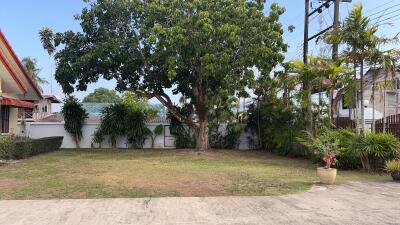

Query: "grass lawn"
left=0, top=149, right=391, bottom=199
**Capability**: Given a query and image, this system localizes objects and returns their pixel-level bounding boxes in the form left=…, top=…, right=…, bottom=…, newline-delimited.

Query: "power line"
left=365, top=0, right=400, bottom=13
left=370, top=6, right=400, bottom=22
left=366, top=4, right=400, bottom=17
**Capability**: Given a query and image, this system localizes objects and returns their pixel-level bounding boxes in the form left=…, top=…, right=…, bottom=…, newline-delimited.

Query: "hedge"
left=0, top=136, right=63, bottom=160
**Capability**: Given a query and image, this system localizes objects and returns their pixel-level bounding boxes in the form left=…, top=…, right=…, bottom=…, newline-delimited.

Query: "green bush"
left=327, top=129, right=361, bottom=170
left=93, top=103, right=152, bottom=149
left=167, top=106, right=196, bottom=149
left=353, top=132, right=400, bottom=170
left=209, top=123, right=242, bottom=149
left=385, top=159, right=400, bottom=173
left=0, top=136, right=63, bottom=160
left=247, top=103, right=307, bottom=157
left=0, top=136, right=16, bottom=160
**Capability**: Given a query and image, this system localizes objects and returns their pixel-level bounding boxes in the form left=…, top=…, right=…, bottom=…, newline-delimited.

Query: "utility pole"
left=304, top=0, right=351, bottom=61
left=332, top=0, right=340, bottom=59
left=303, top=0, right=310, bottom=64
left=303, top=0, right=351, bottom=132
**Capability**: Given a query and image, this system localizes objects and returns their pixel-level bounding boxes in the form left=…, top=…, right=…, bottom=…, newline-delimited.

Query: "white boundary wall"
left=17, top=122, right=255, bottom=150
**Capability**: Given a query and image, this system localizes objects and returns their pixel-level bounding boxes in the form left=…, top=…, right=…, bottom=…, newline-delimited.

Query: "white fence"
left=17, top=122, right=255, bottom=150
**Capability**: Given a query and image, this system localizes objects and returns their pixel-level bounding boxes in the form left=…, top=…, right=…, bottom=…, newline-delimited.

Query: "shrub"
left=125, top=109, right=151, bottom=148
left=385, top=159, right=400, bottom=173
left=0, top=136, right=16, bottom=160
left=167, top=106, right=196, bottom=149
left=330, top=129, right=361, bottom=170
left=247, top=103, right=307, bottom=157
left=93, top=103, right=152, bottom=148
left=0, top=136, right=63, bottom=160
left=298, top=129, right=342, bottom=167
left=61, top=96, right=88, bottom=148
left=353, top=132, right=400, bottom=170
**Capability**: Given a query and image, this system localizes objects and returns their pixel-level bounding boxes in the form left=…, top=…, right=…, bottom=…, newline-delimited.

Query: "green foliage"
left=96, top=104, right=127, bottom=147
left=93, top=103, right=151, bottom=148
left=224, top=123, right=242, bottom=149
left=298, top=129, right=342, bottom=162
left=209, top=123, right=242, bottom=149
left=61, top=96, right=88, bottom=148
left=385, top=159, right=400, bottom=173
left=0, top=136, right=63, bottom=160
left=299, top=128, right=400, bottom=170
left=0, top=136, right=16, bottom=160
left=125, top=110, right=151, bottom=149
left=167, top=107, right=196, bottom=149
left=121, top=92, right=158, bottom=120
left=40, top=0, right=288, bottom=150
left=353, top=132, right=400, bottom=170
left=21, top=57, right=48, bottom=85
left=83, top=88, right=121, bottom=103
left=154, top=125, right=164, bottom=137
left=247, top=103, right=307, bottom=157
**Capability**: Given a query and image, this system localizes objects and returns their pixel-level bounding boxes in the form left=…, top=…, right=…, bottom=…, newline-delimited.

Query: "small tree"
left=61, top=96, right=88, bottom=148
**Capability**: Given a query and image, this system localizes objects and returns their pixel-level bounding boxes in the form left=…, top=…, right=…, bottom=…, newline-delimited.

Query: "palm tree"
left=21, top=57, right=48, bottom=86
left=325, top=4, right=379, bottom=134
left=376, top=50, right=399, bottom=132
left=290, top=57, right=325, bottom=133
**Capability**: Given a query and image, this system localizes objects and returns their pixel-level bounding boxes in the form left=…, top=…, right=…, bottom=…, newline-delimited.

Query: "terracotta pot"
left=391, top=172, right=400, bottom=182
left=317, top=167, right=337, bottom=185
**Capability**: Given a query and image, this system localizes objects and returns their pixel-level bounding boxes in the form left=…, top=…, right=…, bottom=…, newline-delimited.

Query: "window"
left=1, top=106, right=10, bottom=133
left=387, top=93, right=397, bottom=106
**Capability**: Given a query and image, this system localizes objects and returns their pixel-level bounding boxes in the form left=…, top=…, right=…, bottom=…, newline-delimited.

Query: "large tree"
left=39, top=0, right=287, bottom=150
left=83, top=87, right=121, bottom=103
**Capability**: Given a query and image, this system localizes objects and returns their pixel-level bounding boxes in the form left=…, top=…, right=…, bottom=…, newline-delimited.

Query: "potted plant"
left=317, top=153, right=337, bottom=185
left=385, top=159, right=400, bottom=182
left=298, top=130, right=340, bottom=185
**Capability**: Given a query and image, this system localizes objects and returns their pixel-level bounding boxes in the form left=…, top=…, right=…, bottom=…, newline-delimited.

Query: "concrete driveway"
left=0, top=182, right=399, bottom=225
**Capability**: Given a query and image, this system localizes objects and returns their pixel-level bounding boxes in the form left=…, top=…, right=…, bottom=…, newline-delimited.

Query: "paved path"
left=0, top=182, right=399, bottom=225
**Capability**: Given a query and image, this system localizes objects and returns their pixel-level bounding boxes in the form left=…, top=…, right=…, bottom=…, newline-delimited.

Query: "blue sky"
left=1, top=0, right=399, bottom=111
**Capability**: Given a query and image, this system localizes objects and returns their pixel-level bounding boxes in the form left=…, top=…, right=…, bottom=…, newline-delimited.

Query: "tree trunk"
left=193, top=77, right=209, bottom=151
left=372, top=71, right=376, bottom=133
left=307, top=87, right=314, bottom=134
left=383, top=80, right=387, bottom=133
left=74, top=135, right=80, bottom=149
left=360, top=60, right=365, bottom=133
left=354, top=64, right=360, bottom=136
left=196, top=114, right=209, bottom=151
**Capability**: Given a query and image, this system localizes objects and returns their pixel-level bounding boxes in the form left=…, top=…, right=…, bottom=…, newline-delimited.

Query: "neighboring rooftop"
left=81, top=103, right=113, bottom=116
left=43, top=95, right=62, bottom=103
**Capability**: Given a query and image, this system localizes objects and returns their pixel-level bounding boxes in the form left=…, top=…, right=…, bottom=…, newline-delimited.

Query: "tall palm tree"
left=325, top=4, right=379, bottom=135
left=376, top=50, right=399, bottom=132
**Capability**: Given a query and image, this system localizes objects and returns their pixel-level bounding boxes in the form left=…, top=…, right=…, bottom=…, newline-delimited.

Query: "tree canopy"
left=82, top=87, right=121, bottom=103
left=40, top=0, right=288, bottom=150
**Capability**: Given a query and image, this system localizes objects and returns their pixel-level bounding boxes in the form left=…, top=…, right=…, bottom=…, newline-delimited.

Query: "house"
left=336, top=66, right=400, bottom=129
left=18, top=94, right=61, bottom=121
left=0, top=30, right=43, bottom=134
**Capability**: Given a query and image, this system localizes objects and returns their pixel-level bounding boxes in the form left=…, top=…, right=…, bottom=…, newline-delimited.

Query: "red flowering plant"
left=322, top=153, right=337, bottom=169
left=298, top=129, right=341, bottom=169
